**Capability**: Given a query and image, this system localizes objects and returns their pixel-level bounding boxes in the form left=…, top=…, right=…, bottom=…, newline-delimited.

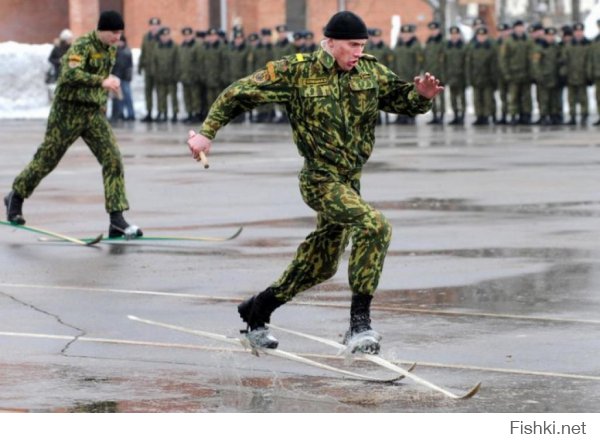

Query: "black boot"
left=566, top=116, right=576, bottom=125
left=581, top=114, right=588, bottom=126
left=342, top=294, right=381, bottom=354
left=171, top=113, right=178, bottom=123
left=140, top=114, right=153, bottom=123
left=108, top=211, right=143, bottom=239
left=238, top=287, right=285, bottom=349
left=4, top=191, right=25, bottom=225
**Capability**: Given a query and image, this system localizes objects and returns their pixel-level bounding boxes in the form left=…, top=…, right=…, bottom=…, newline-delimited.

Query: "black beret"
left=324, top=11, right=368, bottom=39
left=97, top=10, right=124, bottom=31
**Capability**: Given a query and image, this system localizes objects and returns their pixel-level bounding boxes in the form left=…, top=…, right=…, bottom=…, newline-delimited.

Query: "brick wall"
left=0, top=0, right=434, bottom=47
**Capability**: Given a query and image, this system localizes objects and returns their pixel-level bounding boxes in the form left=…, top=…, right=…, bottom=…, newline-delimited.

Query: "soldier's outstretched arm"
left=375, top=62, right=434, bottom=116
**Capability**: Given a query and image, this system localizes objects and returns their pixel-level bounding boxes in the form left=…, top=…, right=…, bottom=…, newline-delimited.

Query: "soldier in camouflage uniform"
left=531, top=28, right=561, bottom=125
left=444, top=26, right=467, bottom=125
left=467, top=27, right=498, bottom=125
left=153, top=27, right=180, bottom=123
left=564, top=23, right=591, bottom=125
left=500, top=20, right=534, bottom=125
left=423, top=21, right=446, bottom=124
left=393, top=24, right=422, bottom=124
left=139, top=17, right=161, bottom=122
left=591, top=20, right=600, bottom=125
left=187, top=11, right=443, bottom=352
left=4, top=11, right=142, bottom=238
left=178, top=27, right=198, bottom=123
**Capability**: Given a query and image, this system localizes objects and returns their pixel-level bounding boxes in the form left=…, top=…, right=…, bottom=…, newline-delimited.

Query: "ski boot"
left=4, top=191, right=25, bottom=225
left=342, top=294, right=381, bottom=354
left=238, top=287, right=285, bottom=349
left=108, top=211, right=143, bottom=239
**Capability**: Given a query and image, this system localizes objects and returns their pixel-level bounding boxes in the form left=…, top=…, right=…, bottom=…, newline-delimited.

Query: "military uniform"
left=179, top=27, right=199, bottom=123
left=444, top=27, right=467, bottom=124
left=393, top=24, right=422, bottom=124
left=531, top=28, right=561, bottom=125
left=467, top=27, right=498, bottom=125
left=153, top=27, right=180, bottom=122
left=495, top=24, right=511, bottom=123
left=564, top=23, right=592, bottom=125
left=423, top=22, right=446, bottom=123
left=138, top=17, right=160, bottom=121
left=500, top=22, right=534, bottom=124
left=199, top=49, right=431, bottom=303
left=11, top=30, right=129, bottom=214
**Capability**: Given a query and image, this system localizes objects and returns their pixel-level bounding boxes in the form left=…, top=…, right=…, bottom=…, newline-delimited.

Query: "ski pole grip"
left=198, top=151, right=209, bottom=169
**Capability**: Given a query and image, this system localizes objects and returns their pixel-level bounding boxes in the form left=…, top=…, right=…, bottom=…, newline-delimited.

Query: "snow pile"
left=0, top=41, right=54, bottom=118
left=0, top=41, right=146, bottom=119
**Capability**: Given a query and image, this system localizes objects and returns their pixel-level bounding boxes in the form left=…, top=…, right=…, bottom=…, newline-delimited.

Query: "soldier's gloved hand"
left=414, top=72, right=444, bottom=99
left=187, top=130, right=212, bottom=161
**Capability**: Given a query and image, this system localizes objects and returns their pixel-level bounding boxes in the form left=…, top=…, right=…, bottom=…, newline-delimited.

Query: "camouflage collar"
left=317, top=48, right=364, bottom=74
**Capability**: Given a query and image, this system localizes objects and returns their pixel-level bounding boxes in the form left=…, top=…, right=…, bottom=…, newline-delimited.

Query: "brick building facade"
left=0, top=0, right=434, bottom=48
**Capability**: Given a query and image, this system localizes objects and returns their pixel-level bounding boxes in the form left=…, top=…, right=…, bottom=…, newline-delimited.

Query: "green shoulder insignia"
left=291, top=53, right=312, bottom=64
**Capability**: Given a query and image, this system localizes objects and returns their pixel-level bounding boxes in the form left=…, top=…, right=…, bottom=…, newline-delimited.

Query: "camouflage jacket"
left=54, top=31, right=115, bottom=107
left=200, top=49, right=432, bottom=175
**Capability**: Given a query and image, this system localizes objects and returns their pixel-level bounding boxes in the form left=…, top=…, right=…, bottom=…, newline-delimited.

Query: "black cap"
left=368, top=28, right=382, bottom=37
left=323, top=11, right=368, bottom=39
left=428, top=21, right=440, bottom=30
left=276, top=24, right=287, bottom=33
left=513, top=20, right=524, bottom=27
left=149, top=17, right=161, bottom=25
left=247, top=32, right=259, bottom=42
left=196, top=30, right=206, bottom=38
left=182, top=27, right=193, bottom=35
left=207, top=28, right=219, bottom=36
left=573, top=22, right=585, bottom=31
left=476, top=27, right=488, bottom=35
left=497, top=23, right=510, bottom=31
left=449, top=26, right=460, bottom=34
left=545, top=27, right=557, bottom=35
left=97, top=10, right=124, bottom=31
left=305, top=30, right=314, bottom=39
left=158, top=27, right=170, bottom=36
left=531, top=22, right=543, bottom=31
left=293, top=31, right=304, bottom=40
left=261, top=28, right=272, bottom=36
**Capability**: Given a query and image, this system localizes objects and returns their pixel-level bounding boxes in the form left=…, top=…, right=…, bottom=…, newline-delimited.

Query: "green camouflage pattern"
left=199, top=48, right=431, bottom=300
left=53, top=31, right=115, bottom=106
left=13, top=100, right=129, bottom=213
left=12, top=32, right=129, bottom=213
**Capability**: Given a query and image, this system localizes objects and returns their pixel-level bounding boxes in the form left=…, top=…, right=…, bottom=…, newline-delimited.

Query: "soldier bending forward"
left=188, top=11, right=443, bottom=353
left=4, top=11, right=142, bottom=238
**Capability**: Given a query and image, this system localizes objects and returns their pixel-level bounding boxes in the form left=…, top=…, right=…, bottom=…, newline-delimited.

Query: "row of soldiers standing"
left=138, top=17, right=318, bottom=123
left=385, top=19, right=600, bottom=126
left=137, top=17, right=600, bottom=126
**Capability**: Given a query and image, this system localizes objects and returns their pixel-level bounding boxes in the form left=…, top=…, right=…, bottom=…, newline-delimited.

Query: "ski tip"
left=230, top=226, right=243, bottom=239
left=460, top=382, right=482, bottom=400
left=86, top=233, right=104, bottom=246
left=127, top=315, right=140, bottom=321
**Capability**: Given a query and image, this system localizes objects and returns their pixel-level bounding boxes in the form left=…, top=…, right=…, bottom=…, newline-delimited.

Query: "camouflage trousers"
left=270, top=168, right=392, bottom=302
left=12, top=100, right=129, bottom=213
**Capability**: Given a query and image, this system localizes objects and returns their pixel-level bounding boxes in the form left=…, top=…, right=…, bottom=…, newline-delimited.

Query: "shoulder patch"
left=67, top=54, right=82, bottom=69
left=291, top=53, right=312, bottom=64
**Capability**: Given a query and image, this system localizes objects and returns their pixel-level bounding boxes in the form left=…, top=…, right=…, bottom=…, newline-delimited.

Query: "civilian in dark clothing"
left=111, top=35, right=135, bottom=121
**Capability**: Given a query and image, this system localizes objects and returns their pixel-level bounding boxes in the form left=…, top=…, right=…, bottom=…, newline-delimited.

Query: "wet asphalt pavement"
left=0, top=117, right=599, bottom=413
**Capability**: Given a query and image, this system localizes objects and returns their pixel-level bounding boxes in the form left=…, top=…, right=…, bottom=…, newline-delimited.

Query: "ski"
left=127, top=315, right=402, bottom=383
left=0, top=220, right=102, bottom=246
left=40, top=226, right=243, bottom=244
left=269, top=324, right=481, bottom=400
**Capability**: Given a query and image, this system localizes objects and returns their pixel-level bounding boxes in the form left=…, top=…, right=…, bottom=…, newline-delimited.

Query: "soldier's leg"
left=144, top=73, right=154, bottom=115
left=156, top=83, right=167, bottom=120
left=169, top=82, right=179, bottom=117
left=567, top=85, right=577, bottom=123
left=508, top=82, right=519, bottom=122
left=12, top=101, right=83, bottom=199
left=81, top=111, right=129, bottom=213
left=579, top=85, right=588, bottom=123
left=521, top=81, right=533, bottom=123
